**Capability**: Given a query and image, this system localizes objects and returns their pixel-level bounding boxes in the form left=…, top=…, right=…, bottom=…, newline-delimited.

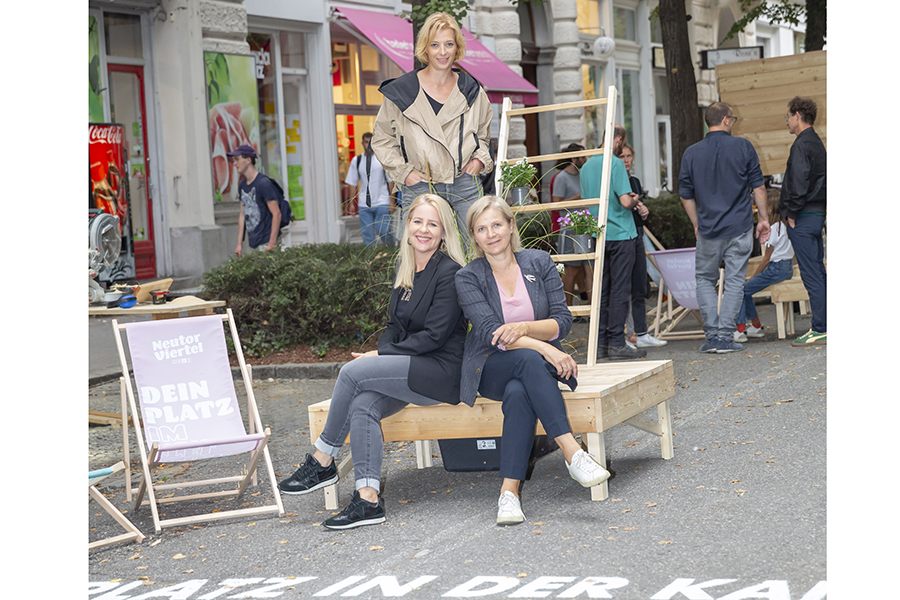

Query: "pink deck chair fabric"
left=647, top=248, right=699, bottom=311
left=125, top=315, right=262, bottom=463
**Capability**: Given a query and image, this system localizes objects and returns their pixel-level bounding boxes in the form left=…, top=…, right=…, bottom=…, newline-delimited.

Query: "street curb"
left=89, top=362, right=346, bottom=388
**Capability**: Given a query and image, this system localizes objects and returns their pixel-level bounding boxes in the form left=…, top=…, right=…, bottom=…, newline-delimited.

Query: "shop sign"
left=89, top=123, right=136, bottom=281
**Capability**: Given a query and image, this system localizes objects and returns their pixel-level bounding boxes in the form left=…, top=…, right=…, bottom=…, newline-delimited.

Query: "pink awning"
left=335, top=6, right=539, bottom=106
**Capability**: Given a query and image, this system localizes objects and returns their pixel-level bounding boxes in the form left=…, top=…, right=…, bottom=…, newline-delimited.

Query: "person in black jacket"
left=780, top=96, right=827, bottom=346
left=278, top=194, right=468, bottom=529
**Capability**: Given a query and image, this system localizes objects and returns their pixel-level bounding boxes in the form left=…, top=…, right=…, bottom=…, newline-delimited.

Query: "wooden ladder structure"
left=494, top=88, right=619, bottom=365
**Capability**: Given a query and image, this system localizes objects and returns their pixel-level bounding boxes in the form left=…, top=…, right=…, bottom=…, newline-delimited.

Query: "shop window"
left=332, top=42, right=361, bottom=105
left=582, top=64, right=604, bottom=150
left=248, top=33, right=284, bottom=186
left=104, top=13, right=142, bottom=59
left=613, top=7, right=636, bottom=41
left=576, top=0, right=601, bottom=35
left=281, top=31, right=306, bottom=69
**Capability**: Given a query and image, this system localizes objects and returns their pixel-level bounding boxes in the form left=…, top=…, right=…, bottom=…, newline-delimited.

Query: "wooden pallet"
left=309, top=360, right=675, bottom=509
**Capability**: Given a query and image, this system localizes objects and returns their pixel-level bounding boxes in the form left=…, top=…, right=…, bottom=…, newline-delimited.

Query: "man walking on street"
left=344, top=132, right=395, bottom=246
left=780, top=96, right=827, bottom=347
left=231, top=145, right=283, bottom=256
left=581, top=125, right=646, bottom=361
left=679, top=103, right=770, bottom=354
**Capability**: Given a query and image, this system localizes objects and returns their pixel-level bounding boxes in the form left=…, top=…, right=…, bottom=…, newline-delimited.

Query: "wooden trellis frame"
left=495, top=87, right=618, bottom=365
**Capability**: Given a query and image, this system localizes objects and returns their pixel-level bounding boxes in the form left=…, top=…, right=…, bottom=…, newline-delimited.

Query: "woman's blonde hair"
left=414, top=12, right=466, bottom=66
left=466, top=195, right=523, bottom=259
left=395, top=193, right=467, bottom=289
left=766, top=187, right=782, bottom=224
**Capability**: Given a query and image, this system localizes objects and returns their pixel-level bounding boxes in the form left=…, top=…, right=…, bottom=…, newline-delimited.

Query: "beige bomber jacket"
left=371, top=68, right=494, bottom=186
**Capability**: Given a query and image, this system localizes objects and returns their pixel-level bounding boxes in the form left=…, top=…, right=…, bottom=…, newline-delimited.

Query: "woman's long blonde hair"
left=414, top=12, right=466, bottom=66
left=395, top=193, right=467, bottom=289
left=466, top=195, right=523, bottom=259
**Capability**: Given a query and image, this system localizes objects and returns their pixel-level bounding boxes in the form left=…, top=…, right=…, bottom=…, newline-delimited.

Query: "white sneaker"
left=733, top=331, right=748, bottom=343
left=566, top=449, right=611, bottom=487
left=496, top=491, right=525, bottom=526
left=636, top=333, right=668, bottom=348
left=625, top=340, right=638, bottom=350
left=745, top=324, right=765, bottom=338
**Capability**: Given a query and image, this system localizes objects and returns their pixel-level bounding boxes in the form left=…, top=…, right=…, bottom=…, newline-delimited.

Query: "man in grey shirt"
left=552, top=144, right=589, bottom=313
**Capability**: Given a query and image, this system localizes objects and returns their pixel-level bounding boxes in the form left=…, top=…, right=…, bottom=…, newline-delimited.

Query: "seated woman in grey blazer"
left=278, top=193, right=468, bottom=529
left=455, top=195, right=610, bottom=526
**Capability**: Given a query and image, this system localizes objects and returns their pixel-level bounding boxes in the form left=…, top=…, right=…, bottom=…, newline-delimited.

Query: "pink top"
left=494, top=266, right=557, bottom=349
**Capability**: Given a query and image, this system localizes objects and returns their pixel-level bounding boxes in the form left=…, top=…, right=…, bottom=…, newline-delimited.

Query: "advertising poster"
left=89, top=16, right=105, bottom=122
left=285, top=113, right=305, bottom=220
left=89, top=123, right=136, bottom=281
left=205, top=52, right=261, bottom=202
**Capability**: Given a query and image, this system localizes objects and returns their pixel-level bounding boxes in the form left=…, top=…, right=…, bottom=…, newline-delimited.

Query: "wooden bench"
left=770, top=278, right=810, bottom=339
left=307, top=360, right=676, bottom=509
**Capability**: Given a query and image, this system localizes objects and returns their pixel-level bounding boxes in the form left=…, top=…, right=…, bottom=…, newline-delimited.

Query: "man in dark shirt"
left=679, top=102, right=770, bottom=354
left=780, top=96, right=827, bottom=346
left=229, top=145, right=282, bottom=256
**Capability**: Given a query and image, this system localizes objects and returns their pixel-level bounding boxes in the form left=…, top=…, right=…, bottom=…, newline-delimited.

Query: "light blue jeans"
left=695, top=228, right=753, bottom=341
left=359, top=205, right=394, bottom=246
left=739, top=258, right=793, bottom=324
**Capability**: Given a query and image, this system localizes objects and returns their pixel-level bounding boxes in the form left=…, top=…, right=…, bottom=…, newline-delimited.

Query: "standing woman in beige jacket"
left=372, top=12, right=494, bottom=246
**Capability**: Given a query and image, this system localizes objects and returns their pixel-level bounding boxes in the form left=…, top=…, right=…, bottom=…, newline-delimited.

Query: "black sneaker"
left=607, top=345, right=647, bottom=361
left=597, top=344, right=609, bottom=359
left=323, top=491, right=386, bottom=530
left=278, top=453, right=338, bottom=495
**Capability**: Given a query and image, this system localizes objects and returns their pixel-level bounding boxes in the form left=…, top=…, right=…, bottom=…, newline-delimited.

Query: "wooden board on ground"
left=716, top=51, right=826, bottom=177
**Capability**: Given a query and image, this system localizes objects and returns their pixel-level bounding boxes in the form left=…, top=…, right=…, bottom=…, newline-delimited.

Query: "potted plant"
left=498, top=158, right=537, bottom=206
left=556, top=208, right=604, bottom=254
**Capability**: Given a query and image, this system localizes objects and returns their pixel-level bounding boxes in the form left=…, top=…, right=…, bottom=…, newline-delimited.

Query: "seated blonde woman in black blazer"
left=455, top=195, right=610, bottom=526
left=279, top=194, right=467, bottom=529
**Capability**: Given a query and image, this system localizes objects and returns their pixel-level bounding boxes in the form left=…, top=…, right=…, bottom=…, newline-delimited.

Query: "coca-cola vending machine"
left=89, top=123, right=135, bottom=283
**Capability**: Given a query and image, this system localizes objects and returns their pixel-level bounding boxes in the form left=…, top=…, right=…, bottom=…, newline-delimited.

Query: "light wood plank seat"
left=770, top=278, right=810, bottom=339
left=308, top=360, right=675, bottom=509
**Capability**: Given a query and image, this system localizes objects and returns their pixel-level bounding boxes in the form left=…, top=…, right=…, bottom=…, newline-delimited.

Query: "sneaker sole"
left=278, top=473, right=339, bottom=495
left=717, top=347, right=744, bottom=354
left=570, top=469, right=611, bottom=488
left=791, top=339, right=826, bottom=347
left=323, top=515, right=386, bottom=530
left=496, top=515, right=525, bottom=526
left=636, top=342, right=667, bottom=348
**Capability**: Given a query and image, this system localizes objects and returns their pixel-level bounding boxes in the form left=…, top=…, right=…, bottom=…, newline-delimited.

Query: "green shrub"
left=201, top=244, right=396, bottom=357
left=642, top=192, right=696, bottom=250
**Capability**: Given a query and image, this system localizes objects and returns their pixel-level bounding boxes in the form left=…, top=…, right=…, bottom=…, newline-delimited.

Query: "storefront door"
left=107, top=63, right=155, bottom=279
left=282, top=73, right=309, bottom=223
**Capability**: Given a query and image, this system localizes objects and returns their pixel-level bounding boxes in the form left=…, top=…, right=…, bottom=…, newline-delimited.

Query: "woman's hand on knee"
left=539, top=344, right=578, bottom=380
left=351, top=350, right=379, bottom=359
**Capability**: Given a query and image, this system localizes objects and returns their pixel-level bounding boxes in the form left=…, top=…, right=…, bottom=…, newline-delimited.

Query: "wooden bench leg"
left=657, top=400, right=674, bottom=460
left=787, top=304, right=795, bottom=336
left=584, top=432, right=609, bottom=501
left=324, top=453, right=354, bottom=510
left=415, top=440, right=433, bottom=469
left=775, top=301, right=787, bottom=339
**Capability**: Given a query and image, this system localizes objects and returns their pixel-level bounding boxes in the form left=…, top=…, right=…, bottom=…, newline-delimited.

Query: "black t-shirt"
left=239, top=174, right=280, bottom=248
left=629, top=175, right=644, bottom=232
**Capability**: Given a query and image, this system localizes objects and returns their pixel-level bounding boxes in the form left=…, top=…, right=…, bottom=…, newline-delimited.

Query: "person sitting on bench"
left=278, top=194, right=468, bottom=529
left=455, top=195, right=610, bottom=527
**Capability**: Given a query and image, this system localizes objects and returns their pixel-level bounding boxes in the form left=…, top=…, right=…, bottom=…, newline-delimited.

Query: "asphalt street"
left=86, top=299, right=832, bottom=600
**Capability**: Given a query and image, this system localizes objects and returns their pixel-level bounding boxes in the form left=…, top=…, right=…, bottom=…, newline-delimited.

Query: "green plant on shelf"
left=498, top=158, right=537, bottom=190
left=557, top=208, right=604, bottom=237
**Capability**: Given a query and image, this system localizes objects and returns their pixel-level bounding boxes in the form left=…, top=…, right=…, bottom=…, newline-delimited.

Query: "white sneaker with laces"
left=745, top=324, right=765, bottom=338
left=733, top=331, right=748, bottom=343
left=636, top=333, right=668, bottom=348
left=566, top=449, right=611, bottom=487
left=496, top=491, right=525, bottom=526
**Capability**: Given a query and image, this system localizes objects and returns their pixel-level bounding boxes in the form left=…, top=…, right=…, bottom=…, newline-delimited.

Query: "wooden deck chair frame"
left=89, top=461, right=146, bottom=550
left=112, top=309, right=284, bottom=534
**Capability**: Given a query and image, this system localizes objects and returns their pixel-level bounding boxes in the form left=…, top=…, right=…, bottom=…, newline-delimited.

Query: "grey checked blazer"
left=455, top=249, right=573, bottom=406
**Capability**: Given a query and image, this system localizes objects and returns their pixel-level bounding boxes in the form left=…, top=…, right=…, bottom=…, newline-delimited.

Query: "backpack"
left=267, top=177, right=293, bottom=229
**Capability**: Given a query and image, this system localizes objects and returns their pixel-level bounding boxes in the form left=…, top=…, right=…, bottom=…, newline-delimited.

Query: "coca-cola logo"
left=89, top=125, right=123, bottom=145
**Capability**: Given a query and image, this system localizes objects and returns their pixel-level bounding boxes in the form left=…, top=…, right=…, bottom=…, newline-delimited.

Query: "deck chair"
left=646, top=248, right=723, bottom=340
left=112, top=309, right=284, bottom=533
left=89, top=461, right=145, bottom=550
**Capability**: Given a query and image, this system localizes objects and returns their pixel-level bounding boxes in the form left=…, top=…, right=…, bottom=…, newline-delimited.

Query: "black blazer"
left=378, top=251, right=467, bottom=405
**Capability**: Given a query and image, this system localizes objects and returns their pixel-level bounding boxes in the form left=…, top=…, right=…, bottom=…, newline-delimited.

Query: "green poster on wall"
left=205, top=52, right=261, bottom=202
left=89, top=16, right=104, bottom=122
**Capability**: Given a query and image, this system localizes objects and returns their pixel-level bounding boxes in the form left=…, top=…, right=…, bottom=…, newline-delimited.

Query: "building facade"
left=87, top=0, right=805, bottom=288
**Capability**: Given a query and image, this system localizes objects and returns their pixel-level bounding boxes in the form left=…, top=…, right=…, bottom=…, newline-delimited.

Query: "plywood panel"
left=716, top=51, right=826, bottom=176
